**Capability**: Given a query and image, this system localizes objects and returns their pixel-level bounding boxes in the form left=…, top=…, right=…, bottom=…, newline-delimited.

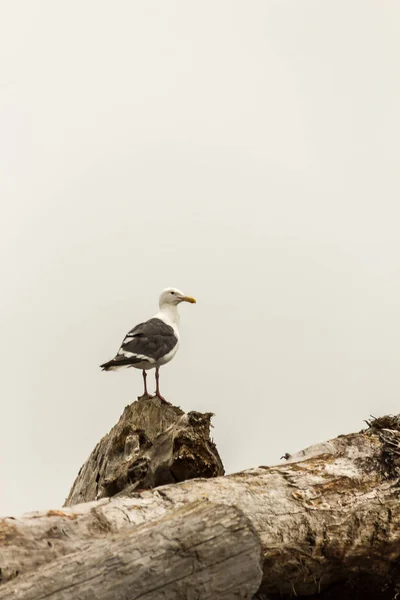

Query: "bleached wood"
left=0, top=502, right=262, bottom=600
left=1, top=417, right=400, bottom=597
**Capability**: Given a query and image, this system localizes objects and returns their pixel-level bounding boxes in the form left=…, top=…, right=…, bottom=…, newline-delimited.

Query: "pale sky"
left=1, top=1, right=400, bottom=516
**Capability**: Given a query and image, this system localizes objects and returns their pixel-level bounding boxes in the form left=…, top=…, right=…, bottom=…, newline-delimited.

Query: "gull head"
left=159, top=287, right=196, bottom=308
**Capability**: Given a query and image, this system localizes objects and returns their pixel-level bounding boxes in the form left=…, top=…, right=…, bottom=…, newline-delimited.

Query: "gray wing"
left=121, top=318, right=177, bottom=360
left=100, top=318, right=177, bottom=370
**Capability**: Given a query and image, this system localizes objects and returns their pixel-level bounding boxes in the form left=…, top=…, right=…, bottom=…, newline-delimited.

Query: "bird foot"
left=139, top=392, right=155, bottom=400
left=155, top=392, right=172, bottom=405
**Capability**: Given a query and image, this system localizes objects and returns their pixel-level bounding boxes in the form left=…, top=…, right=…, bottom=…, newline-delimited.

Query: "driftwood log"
left=2, top=502, right=262, bottom=600
left=1, top=400, right=400, bottom=599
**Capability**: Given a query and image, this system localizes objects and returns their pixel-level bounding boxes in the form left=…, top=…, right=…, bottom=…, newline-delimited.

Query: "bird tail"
left=100, top=355, right=141, bottom=371
left=100, top=359, right=116, bottom=371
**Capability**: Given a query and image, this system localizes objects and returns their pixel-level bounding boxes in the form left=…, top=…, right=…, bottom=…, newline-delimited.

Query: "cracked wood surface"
left=65, top=395, right=224, bottom=506
left=0, top=502, right=262, bottom=600
left=1, top=416, right=400, bottom=597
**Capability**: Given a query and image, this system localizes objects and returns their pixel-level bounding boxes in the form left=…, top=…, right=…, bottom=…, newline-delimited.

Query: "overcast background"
left=1, top=1, right=399, bottom=515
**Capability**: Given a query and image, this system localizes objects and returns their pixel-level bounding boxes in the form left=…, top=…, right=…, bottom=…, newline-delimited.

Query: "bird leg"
left=155, top=367, right=171, bottom=405
left=142, top=370, right=150, bottom=397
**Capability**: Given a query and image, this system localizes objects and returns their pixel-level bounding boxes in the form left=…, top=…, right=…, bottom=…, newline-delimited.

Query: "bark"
left=1, top=415, right=400, bottom=598
left=65, top=395, right=224, bottom=505
left=0, top=502, right=262, bottom=600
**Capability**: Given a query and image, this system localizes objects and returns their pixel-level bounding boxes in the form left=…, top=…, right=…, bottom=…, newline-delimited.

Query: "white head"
left=159, top=287, right=196, bottom=309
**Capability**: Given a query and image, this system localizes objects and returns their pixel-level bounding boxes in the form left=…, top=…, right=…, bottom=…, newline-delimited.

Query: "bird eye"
left=170, top=291, right=175, bottom=295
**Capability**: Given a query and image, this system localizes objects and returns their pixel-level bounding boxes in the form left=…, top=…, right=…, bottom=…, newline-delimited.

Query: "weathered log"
left=65, top=395, right=224, bottom=505
left=1, top=502, right=262, bottom=600
left=2, top=416, right=400, bottom=597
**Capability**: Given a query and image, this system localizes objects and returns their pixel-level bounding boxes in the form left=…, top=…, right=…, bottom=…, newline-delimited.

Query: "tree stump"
left=65, top=394, right=224, bottom=506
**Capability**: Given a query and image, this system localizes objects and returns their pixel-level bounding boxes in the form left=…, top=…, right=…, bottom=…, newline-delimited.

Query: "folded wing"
left=100, top=318, right=178, bottom=370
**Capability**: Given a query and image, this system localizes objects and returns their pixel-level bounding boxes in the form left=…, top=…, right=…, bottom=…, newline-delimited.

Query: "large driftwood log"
left=65, top=395, right=224, bottom=505
left=1, top=415, right=400, bottom=598
left=1, top=502, right=262, bottom=600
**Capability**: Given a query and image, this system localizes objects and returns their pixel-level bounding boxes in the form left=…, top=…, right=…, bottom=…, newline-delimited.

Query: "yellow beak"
left=181, top=295, right=196, bottom=304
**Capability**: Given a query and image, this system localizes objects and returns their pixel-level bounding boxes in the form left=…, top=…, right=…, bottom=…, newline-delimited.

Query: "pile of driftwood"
left=1, top=396, right=400, bottom=599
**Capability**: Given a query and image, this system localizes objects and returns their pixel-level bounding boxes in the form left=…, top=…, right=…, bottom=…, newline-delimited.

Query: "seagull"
left=100, top=288, right=196, bottom=403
